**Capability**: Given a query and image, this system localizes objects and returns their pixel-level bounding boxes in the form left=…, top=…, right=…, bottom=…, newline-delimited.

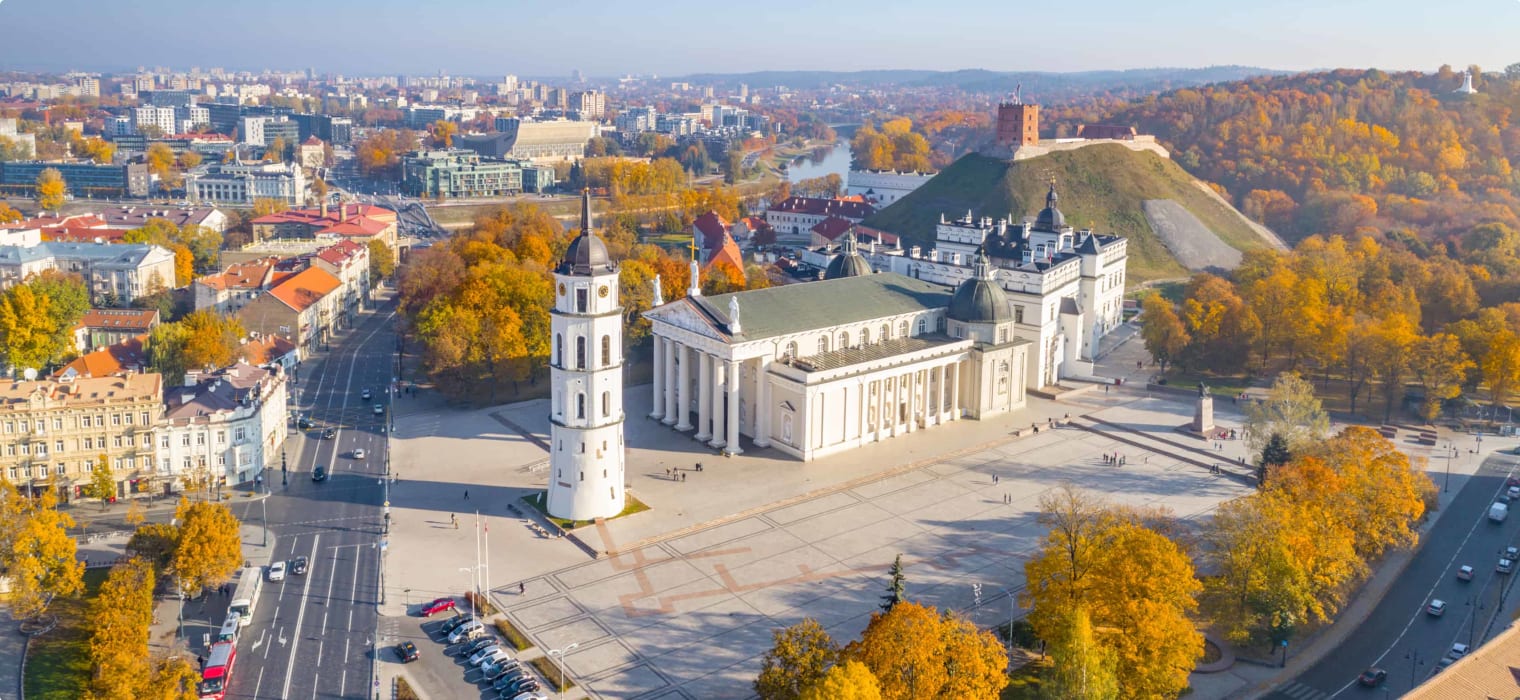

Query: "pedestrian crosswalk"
left=1269, top=681, right=1330, bottom=700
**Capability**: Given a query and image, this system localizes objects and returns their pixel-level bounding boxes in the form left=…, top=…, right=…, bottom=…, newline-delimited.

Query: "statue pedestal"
left=1193, top=396, right=1215, bottom=434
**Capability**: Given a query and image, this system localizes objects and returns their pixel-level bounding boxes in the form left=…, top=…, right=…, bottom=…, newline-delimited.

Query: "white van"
left=216, top=615, right=241, bottom=644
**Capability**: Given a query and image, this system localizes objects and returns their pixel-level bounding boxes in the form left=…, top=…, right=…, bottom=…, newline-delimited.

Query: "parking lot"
left=380, top=596, right=554, bottom=700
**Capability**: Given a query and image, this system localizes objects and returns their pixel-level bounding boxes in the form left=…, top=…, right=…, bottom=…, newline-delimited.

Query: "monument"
left=1192, top=382, right=1215, bottom=435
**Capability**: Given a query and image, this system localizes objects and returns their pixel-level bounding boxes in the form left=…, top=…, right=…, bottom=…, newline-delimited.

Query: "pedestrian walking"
left=681, top=472, right=687, bottom=482
left=519, top=582, right=525, bottom=595
left=451, top=514, right=458, bottom=529
left=697, top=462, right=703, bottom=472
left=665, top=468, right=671, bottom=478
left=463, top=489, right=470, bottom=500
left=1104, top=385, right=1110, bottom=394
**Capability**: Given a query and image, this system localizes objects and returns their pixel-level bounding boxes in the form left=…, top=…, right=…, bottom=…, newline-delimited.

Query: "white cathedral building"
left=547, top=186, right=1130, bottom=517
left=641, top=184, right=1129, bottom=462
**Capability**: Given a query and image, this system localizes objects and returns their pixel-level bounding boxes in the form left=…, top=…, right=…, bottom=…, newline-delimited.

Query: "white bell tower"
left=547, top=191, right=626, bottom=520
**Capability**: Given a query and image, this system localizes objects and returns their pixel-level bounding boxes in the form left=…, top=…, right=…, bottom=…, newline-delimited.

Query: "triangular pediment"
left=644, top=299, right=725, bottom=340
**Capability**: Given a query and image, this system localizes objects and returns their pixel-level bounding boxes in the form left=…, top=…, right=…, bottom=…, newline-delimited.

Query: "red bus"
left=197, top=641, right=237, bottom=700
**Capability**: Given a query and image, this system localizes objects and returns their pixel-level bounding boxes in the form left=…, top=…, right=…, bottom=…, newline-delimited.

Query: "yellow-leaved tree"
left=1044, top=606, right=1119, bottom=700
left=35, top=167, right=66, bottom=210
left=755, top=618, right=839, bottom=700
left=88, top=557, right=156, bottom=698
left=799, top=660, right=882, bottom=700
left=172, top=499, right=243, bottom=597
left=6, top=489, right=85, bottom=620
left=845, top=601, right=1007, bottom=700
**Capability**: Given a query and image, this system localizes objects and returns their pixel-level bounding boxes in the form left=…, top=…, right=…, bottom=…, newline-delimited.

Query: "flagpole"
left=474, top=510, right=481, bottom=620
left=484, top=515, right=491, bottom=609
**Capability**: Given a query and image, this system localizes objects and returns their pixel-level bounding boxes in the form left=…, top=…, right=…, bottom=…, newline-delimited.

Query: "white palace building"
left=642, top=184, right=1128, bottom=462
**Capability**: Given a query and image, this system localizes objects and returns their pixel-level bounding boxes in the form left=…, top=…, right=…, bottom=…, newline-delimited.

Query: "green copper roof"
left=692, top=272, right=952, bottom=341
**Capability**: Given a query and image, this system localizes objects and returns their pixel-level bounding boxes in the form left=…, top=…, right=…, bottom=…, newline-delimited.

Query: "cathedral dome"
left=824, top=231, right=872, bottom=280
left=948, top=249, right=1011, bottom=324
left=558, top=191, right=613, bottom=275
left=1033, top=182, right=1066, bottom=231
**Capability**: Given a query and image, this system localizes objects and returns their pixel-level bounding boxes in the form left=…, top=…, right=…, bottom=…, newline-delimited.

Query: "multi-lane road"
left=1267, top=447, right=1520, bottom=700
left=227, top=297, right=399, bottom=700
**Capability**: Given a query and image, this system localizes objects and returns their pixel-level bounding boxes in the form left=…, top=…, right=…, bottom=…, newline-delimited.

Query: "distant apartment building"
left=311, top=240, right=370, bottom=325
left=0, top=373, right=164, bottom=502
left=133, top=106, right=177, bottom=135
left=569, top=90, right=606, bottom=119
left=0, top=242, right=177, bottom=304
left=400, top=149, right=554, bottom=198
left=615, top=106, right=656, bottom=134
left=157, top=362, right=288, bottom=489
left=77, top=76, right=100, bottom=97
left=298, top=136, right=325, bottom=170
left=192, top=256, right=281, bottom=314
left=289, top=113, right=352, bottom=146
left=185, top=161, right=306, bottom=205
left=0, top=161, right=151, bottom=199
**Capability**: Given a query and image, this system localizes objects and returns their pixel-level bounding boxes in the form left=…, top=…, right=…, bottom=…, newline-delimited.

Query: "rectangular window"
left=1015, top=306, right=1024, bottom=324
left=217, top=454, right=226, bottom=466
left=83, top=437, right=93, bottom=450
left=35, top=443, right=46, bottom=456
left=35, top=420, right=44, bottom=433
left=196, top=434, right=205, bottom=446
left=112, top=414, right=121, bottom=426
left=161, top=435, right=170, bottom=449
left=113, top=436, right=123, bottom=448
left=140, top=412, right=150, bottom=424
left=235, top=427, right=246, bottom=441
left=52, top=418, right=62, bottom=431
left=125, top=413, right=133, bottom=425
left=217, top=431, right=226, bottom=444
left=161, top=458, right=169, bottom=471
left=54, top=440, right=63, bottom=453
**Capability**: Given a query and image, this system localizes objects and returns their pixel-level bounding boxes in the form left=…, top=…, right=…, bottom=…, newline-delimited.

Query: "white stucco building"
left=846, top=169, right=937, bottom=207
left=155, top=362, right=288, bottom=490
left=546, top=193, right=627, bottom=521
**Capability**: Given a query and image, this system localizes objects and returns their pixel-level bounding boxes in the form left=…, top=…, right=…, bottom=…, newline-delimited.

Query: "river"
left=785, top=142, right=852, bottom=184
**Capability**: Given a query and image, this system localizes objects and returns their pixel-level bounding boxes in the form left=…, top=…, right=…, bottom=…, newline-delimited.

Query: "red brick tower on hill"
left=995, top=100, right=1039, bottom=148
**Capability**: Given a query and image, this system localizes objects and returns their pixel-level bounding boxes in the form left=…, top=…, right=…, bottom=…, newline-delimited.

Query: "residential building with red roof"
left=691, top=211, right=730, bottom=255
left=54, top=334, right=149, bottom=379
left=251, top=203, right=398, bottom=260
left=310, top=240, right=371, bottom=326
left=732, top=216, right=774, bottom=245
left=74, top=308, right=160, bottom=352
left=235, top=266, right=343, bottom=352
left=192, top=256, right=282, bottom=314
left=239, top=333, right=300, bottom=371
left=764, top=196, right=876, bottom=240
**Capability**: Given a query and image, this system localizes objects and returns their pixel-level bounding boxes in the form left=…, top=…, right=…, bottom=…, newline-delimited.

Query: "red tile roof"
left=302, top=135, right=324, bottom=146
left=267, top=267, right=342, bottom=313
left=809, top=216, right=855, bottom=241
left=78, top=308, right=158, bottom=332
left=197, top=257, right=280, bottom=291
left=42, top=225, right=129, bottom=243
left=766, top=196, right=875, bottom=220
left=315, top=240, right=365, bottom=266
left=848, top=224, right=900, bottom=247
left=54, top=335, right=148, bottom=378
left=692, top=211, right=730, bottom=251
left=2, top=213, right=107, bottom=231
left=703, top=230, right=745, bottom=273
left=241, top=334, right=298, bottom=366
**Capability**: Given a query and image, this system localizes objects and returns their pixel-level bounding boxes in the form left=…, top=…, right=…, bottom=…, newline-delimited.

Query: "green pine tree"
left=1257, top=433, right=1292, bottom=487
left=880, top=554, right=906, bottom=612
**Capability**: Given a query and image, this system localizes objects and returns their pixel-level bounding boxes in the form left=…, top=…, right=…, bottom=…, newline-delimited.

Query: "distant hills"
left=862, top=145, right=1278, bottom=282
left=676, top=66, right=1287, bottom=98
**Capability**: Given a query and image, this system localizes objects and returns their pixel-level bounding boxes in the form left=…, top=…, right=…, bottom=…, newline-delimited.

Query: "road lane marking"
left=279, top=534, right=320, bottom=699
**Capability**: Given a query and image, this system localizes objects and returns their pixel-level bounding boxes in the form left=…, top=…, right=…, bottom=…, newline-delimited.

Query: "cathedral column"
left=695, top=352, right=712, bottom=441
left=754, top=356, right=772, bottom=448
left=724, top=359, right=743, bottom=455
left=649, top=336, right=665, bottom=420
left=950, top=362, right=961, bottom=420
left=674, top=343, right=692, bottom=431
left=709, top=359, right=727, bottom=449
left=662, top=339, right=678, bottom=425
left=874, top=379, right=885, bottom=442
left=904, top=372, right=916, bottom=434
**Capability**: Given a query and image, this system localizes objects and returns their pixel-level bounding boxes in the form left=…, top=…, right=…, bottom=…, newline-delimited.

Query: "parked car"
left=267, top=561, right=287, bottom=582
left=291, top=556, right=308, bottom=575
left=1427, top=599, right=1446, bottom=616
left=483, top=659, right=522, bottom=680
left=1509, top=486, right=1520, bottom=502
left=353, top=448, right=366, bottom=460
left=312, top=466, right=328, bottom=482
left=456, top=637, right=496, bottom=658
left=396, top=641, right=418, bottom=663
left=1499, top=557, right=1513, bottom=574
left=438, top=614, right=471, bottom=635
left=1448, top=642, right=1471, bottom=660
left=1357, top=667, right=1386, bottom=687
left=447, top=619, right=484, bottom=644
left=468, top=646, right=505, bottom=667
left=491, top=669, right=528, bottom=690
left=421, top=597, right=456, bottom=617
left=500, top=677, right=540, bottom=695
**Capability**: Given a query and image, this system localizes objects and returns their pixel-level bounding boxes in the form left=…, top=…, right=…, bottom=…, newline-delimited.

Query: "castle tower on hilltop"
left=547, top=191, right=626, bottom=521
left=995, top=89, right=1039, bottom=148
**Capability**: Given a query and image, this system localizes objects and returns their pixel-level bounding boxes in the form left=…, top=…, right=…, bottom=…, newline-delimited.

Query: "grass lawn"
left=526, top=492, right=650, bottom=530
left=24, top=567, right=110, bottom=700
left=1000, top=657, right=1048, bottom=700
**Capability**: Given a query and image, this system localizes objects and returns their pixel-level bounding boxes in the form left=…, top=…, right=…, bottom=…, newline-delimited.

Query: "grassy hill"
left=862, top=144, right=1273, bottom=282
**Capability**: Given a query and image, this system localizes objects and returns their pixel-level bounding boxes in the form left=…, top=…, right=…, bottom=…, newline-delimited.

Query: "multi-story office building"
left=133, top=106, right=177, bottom=135
left=400, top=149, right=555, bottom=198
left=290, top=113, right=352, bottom=146
left=156, top=362, right=287, bottom=490
left=0, top=161, right=151, bottom=198
left=77, top=76, right=100, bottom=98
left=0, top=373, right=164, bottom=502
left=569, top=90, right=606, bottom=119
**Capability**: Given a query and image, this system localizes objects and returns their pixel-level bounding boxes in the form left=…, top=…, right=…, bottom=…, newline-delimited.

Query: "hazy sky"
left=0, top=0, right=1514, bottom=78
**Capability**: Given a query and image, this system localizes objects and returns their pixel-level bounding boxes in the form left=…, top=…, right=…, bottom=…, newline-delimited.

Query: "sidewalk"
left=146, top=522, right=279, bottom=661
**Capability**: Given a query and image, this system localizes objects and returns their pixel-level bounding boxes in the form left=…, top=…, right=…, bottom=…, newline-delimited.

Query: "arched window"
left=576, top=393, right=586, bottom=419
left=818, top=336, right=829, bottom=354
left=881, top=323, right=890, bottom=341
left=917, top=319, right=926, bottom=334
left=554, top=334, right=563, bottom=367
left=602, top=391, right=611, bottom=417
left=601, top=335, right=611, bottom=366
left=860, top=328, right=870, bottom=345
left=785, top=341, right=798, bottom=359
left=838, top=331, right=849, bottom=349
left=576, top=336, right=587, bottom=369
left=898, top=321, right=909, bottom=337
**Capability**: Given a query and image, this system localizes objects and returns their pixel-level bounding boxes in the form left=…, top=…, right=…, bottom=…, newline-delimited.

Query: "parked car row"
left=421, top=605, right=548, bottom=700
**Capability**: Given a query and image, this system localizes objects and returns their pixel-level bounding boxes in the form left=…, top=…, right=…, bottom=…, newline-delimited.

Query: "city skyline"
left=0, top=0, right=1514, bottom=78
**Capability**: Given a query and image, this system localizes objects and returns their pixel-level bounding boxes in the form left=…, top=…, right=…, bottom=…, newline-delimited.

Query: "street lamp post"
left=1444, top=442, right=1454, bottom=492
left=1467, top=595, right=1483, bottom=647
left=547, top=643, right=579, bottom=700
left=1405, top=650, right=1423, bottom=690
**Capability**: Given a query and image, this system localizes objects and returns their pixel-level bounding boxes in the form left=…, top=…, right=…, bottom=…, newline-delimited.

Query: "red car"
left=421, top=597, right=456, bottom=617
